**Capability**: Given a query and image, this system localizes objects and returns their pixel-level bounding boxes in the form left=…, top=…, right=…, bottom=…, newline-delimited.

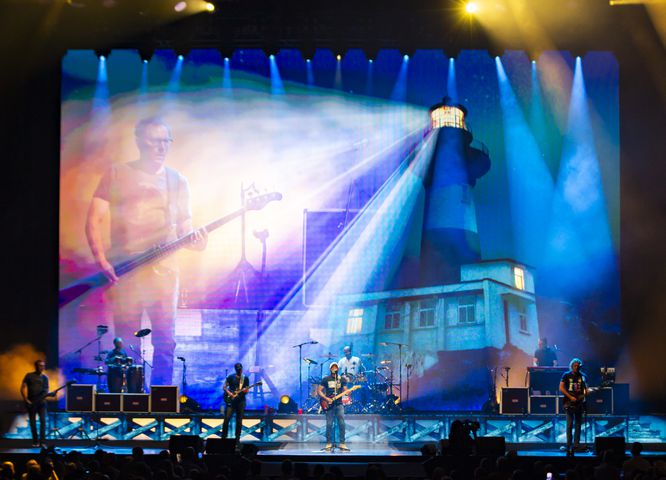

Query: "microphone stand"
left=179, top=358, right=187, bottom=396
left=292, top=341, right=316, bottom=409
left=381, top=342, right=407, bottom=407
left=130, top=346, right=153, bottom=393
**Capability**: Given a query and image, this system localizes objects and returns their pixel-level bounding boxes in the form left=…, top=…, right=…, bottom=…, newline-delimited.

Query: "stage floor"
left=2, top=440, right=666, bottom=458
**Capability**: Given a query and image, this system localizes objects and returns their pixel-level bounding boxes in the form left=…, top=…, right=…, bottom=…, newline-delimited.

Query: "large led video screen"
left=59, top=49, right=619, bottom=411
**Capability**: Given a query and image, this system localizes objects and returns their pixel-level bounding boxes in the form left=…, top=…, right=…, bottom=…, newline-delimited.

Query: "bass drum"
left=127, top=365, right=144, bottom=393
left=107, top=367, right=123, bottom=393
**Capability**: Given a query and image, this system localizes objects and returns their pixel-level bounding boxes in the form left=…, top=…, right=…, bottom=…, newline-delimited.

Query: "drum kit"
left=70, top=326, right=150, bottom=394
left=303, top=353, right=402, bottom=414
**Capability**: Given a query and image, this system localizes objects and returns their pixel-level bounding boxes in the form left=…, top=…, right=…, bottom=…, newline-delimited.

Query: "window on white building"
left=346, top=308, right=363, bottom=334
left=458, top=296, right=476, bottom=324
left=417, top=298, right=436, bottom=327
left=518, top=304, right=528, bottom=333
left=514, top=266, right=525, bottom=290
left=384, top=303, right=402, bottom=330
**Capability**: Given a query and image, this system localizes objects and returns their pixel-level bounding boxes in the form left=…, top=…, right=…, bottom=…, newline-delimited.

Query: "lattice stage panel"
left=2, top=413, right=665, bottom=444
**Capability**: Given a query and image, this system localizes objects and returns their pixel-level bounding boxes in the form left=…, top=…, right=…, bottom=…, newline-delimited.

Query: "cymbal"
left=320, top=353, right=336, bottom=359
left=361, top=353, right=375, bottom=358
left=376, top=366, right=391, bottom=370
left=380, top=360, right=392, bottom=365
left=134, top=328, right=152, bottom=338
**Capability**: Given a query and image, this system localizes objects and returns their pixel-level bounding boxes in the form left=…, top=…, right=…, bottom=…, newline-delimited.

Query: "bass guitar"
left=26, top=380, right=76, bottom=406
left=59, top=192, right=282, bottom=308
left=320, top=384, right=361, bottom=411
left=223, top=381, right=263, bottom=406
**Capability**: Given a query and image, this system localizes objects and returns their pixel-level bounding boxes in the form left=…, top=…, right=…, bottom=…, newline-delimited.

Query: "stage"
left=2, top=411, right=666, bottom=445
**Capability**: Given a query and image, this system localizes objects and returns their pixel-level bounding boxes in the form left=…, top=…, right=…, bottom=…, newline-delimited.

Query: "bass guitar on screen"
left=58, top=192, right=282, bottom=308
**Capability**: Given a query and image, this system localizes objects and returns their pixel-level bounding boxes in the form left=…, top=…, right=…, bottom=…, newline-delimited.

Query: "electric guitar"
left=223, top=381, right=263, bottom=406
left=26, top=380, right=76, bottom=406
left=320, top=384, right=361, bottom=411
left=59, top=192, right=282, bottom=308
left=562, top=387, right=600, bottom=410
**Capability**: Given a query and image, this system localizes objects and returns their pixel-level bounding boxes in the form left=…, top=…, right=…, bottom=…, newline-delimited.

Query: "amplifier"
left=150, top=386, right=179, bottom=413
left=501, top=388, right=528, bottom=414
left=530, top=395, right=558, bottom=415
left=587, top=388, right=613, bottom=415
left=66, top=384, right=95, bottom=412
left=96, top=393, right=122, bottom=412
left=123, top=394, right=150, bottom=413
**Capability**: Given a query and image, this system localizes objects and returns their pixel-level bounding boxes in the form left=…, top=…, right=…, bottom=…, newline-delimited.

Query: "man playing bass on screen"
left=86, top=117, right=207, bottom=386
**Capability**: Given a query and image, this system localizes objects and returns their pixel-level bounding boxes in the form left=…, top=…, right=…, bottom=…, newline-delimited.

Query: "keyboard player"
left=533, top=337, right=557, bottom=367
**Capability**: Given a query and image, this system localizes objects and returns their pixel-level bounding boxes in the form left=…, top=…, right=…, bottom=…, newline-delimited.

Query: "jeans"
left=110, top=266, right=178, bottom=387
left=27, top=401, right=46, bottom=443
left=325, top=404, right=345, bottom=444
left=222, top=401, right=246, bottom=441
left=566, top=406, right=583, bottom=449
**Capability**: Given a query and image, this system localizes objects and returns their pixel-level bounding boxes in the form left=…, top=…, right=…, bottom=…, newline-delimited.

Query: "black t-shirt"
left=534, top=347, right=557, bottom=366
left=106, top=348, right=129, bottom=366
left=225, top=374, right=250, bottom=402
left=320, top=374, right=347, bottom=406
left=561, top=371, right=587, bottom=399
left=22, top=371, right=49, bottom=402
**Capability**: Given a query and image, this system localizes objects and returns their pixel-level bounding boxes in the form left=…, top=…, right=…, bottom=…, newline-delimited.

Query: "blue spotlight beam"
left=543, top=57, right=617, bottom=297
left=495, top=55, right=554, bottom=266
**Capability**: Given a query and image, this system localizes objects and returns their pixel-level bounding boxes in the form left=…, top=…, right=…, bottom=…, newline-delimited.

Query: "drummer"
left=338, top=346, right=364, bottom=380
left=105, top=337, right=130, bottom=367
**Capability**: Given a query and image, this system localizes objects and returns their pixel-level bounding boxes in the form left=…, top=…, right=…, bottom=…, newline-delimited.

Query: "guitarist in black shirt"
left=318, top=362, right=352, bottom=452
left=559, top=357, right=588, bottom=455
left=222, top=363, right=250, bottom=443
left=20, top=360, right=52, bottom=447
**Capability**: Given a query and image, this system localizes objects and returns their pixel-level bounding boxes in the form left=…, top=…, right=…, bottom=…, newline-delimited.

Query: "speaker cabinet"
left=123, top=394, right=150, bottom=413
left=501, top=388, right=528, bottom=414
left=587, top=388, right=613, bottom=415
left=595, top=436, right=625, bottom=457
left=150, top=386, right=179, bottom=413
left=96, top=393, right=122, bottom=412
left=66, top=384, right=95, bottom=412
left=206, top=438, right=237, bottom=454
left=476, top=436, right=506, bottom=456
left=530, top=395, right=558, bottom=415
left=612, top=384, right=630, bottom=415
left=169, top=435, right=204, bottom=458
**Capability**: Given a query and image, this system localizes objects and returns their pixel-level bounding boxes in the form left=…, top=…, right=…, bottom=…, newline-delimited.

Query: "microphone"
left=177, top=357, right=186, bottom=362
left=309, top=341, right=319, bottom=344
left=129, top=345, right=135, bottom=352
left=379, top=342, right=388, bottom=346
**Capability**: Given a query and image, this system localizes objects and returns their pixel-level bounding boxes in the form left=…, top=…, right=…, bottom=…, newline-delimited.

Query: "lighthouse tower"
left=420, top=98, right=491, bottom=285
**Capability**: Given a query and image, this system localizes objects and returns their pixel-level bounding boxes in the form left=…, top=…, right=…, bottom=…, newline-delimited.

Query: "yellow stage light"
left=205, top=2, right=215, bottom=12
left=465, top=2, right=479, bottom=14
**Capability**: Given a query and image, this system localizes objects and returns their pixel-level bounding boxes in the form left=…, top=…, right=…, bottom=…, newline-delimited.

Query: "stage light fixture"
left=94, top=49, right=111, bottom=60
left=465, top=1, right=479, bottom=14
left=336, top=54, right=342, bottom=61
left=179, top=395, right=201, bottom=412
left=138, top=47, right=154, bottom=63
left=277, top=395, right=298, bottom=414
left=205, top=2, right=215, bottom=12
left=174, top=1, right=187, bottom=12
